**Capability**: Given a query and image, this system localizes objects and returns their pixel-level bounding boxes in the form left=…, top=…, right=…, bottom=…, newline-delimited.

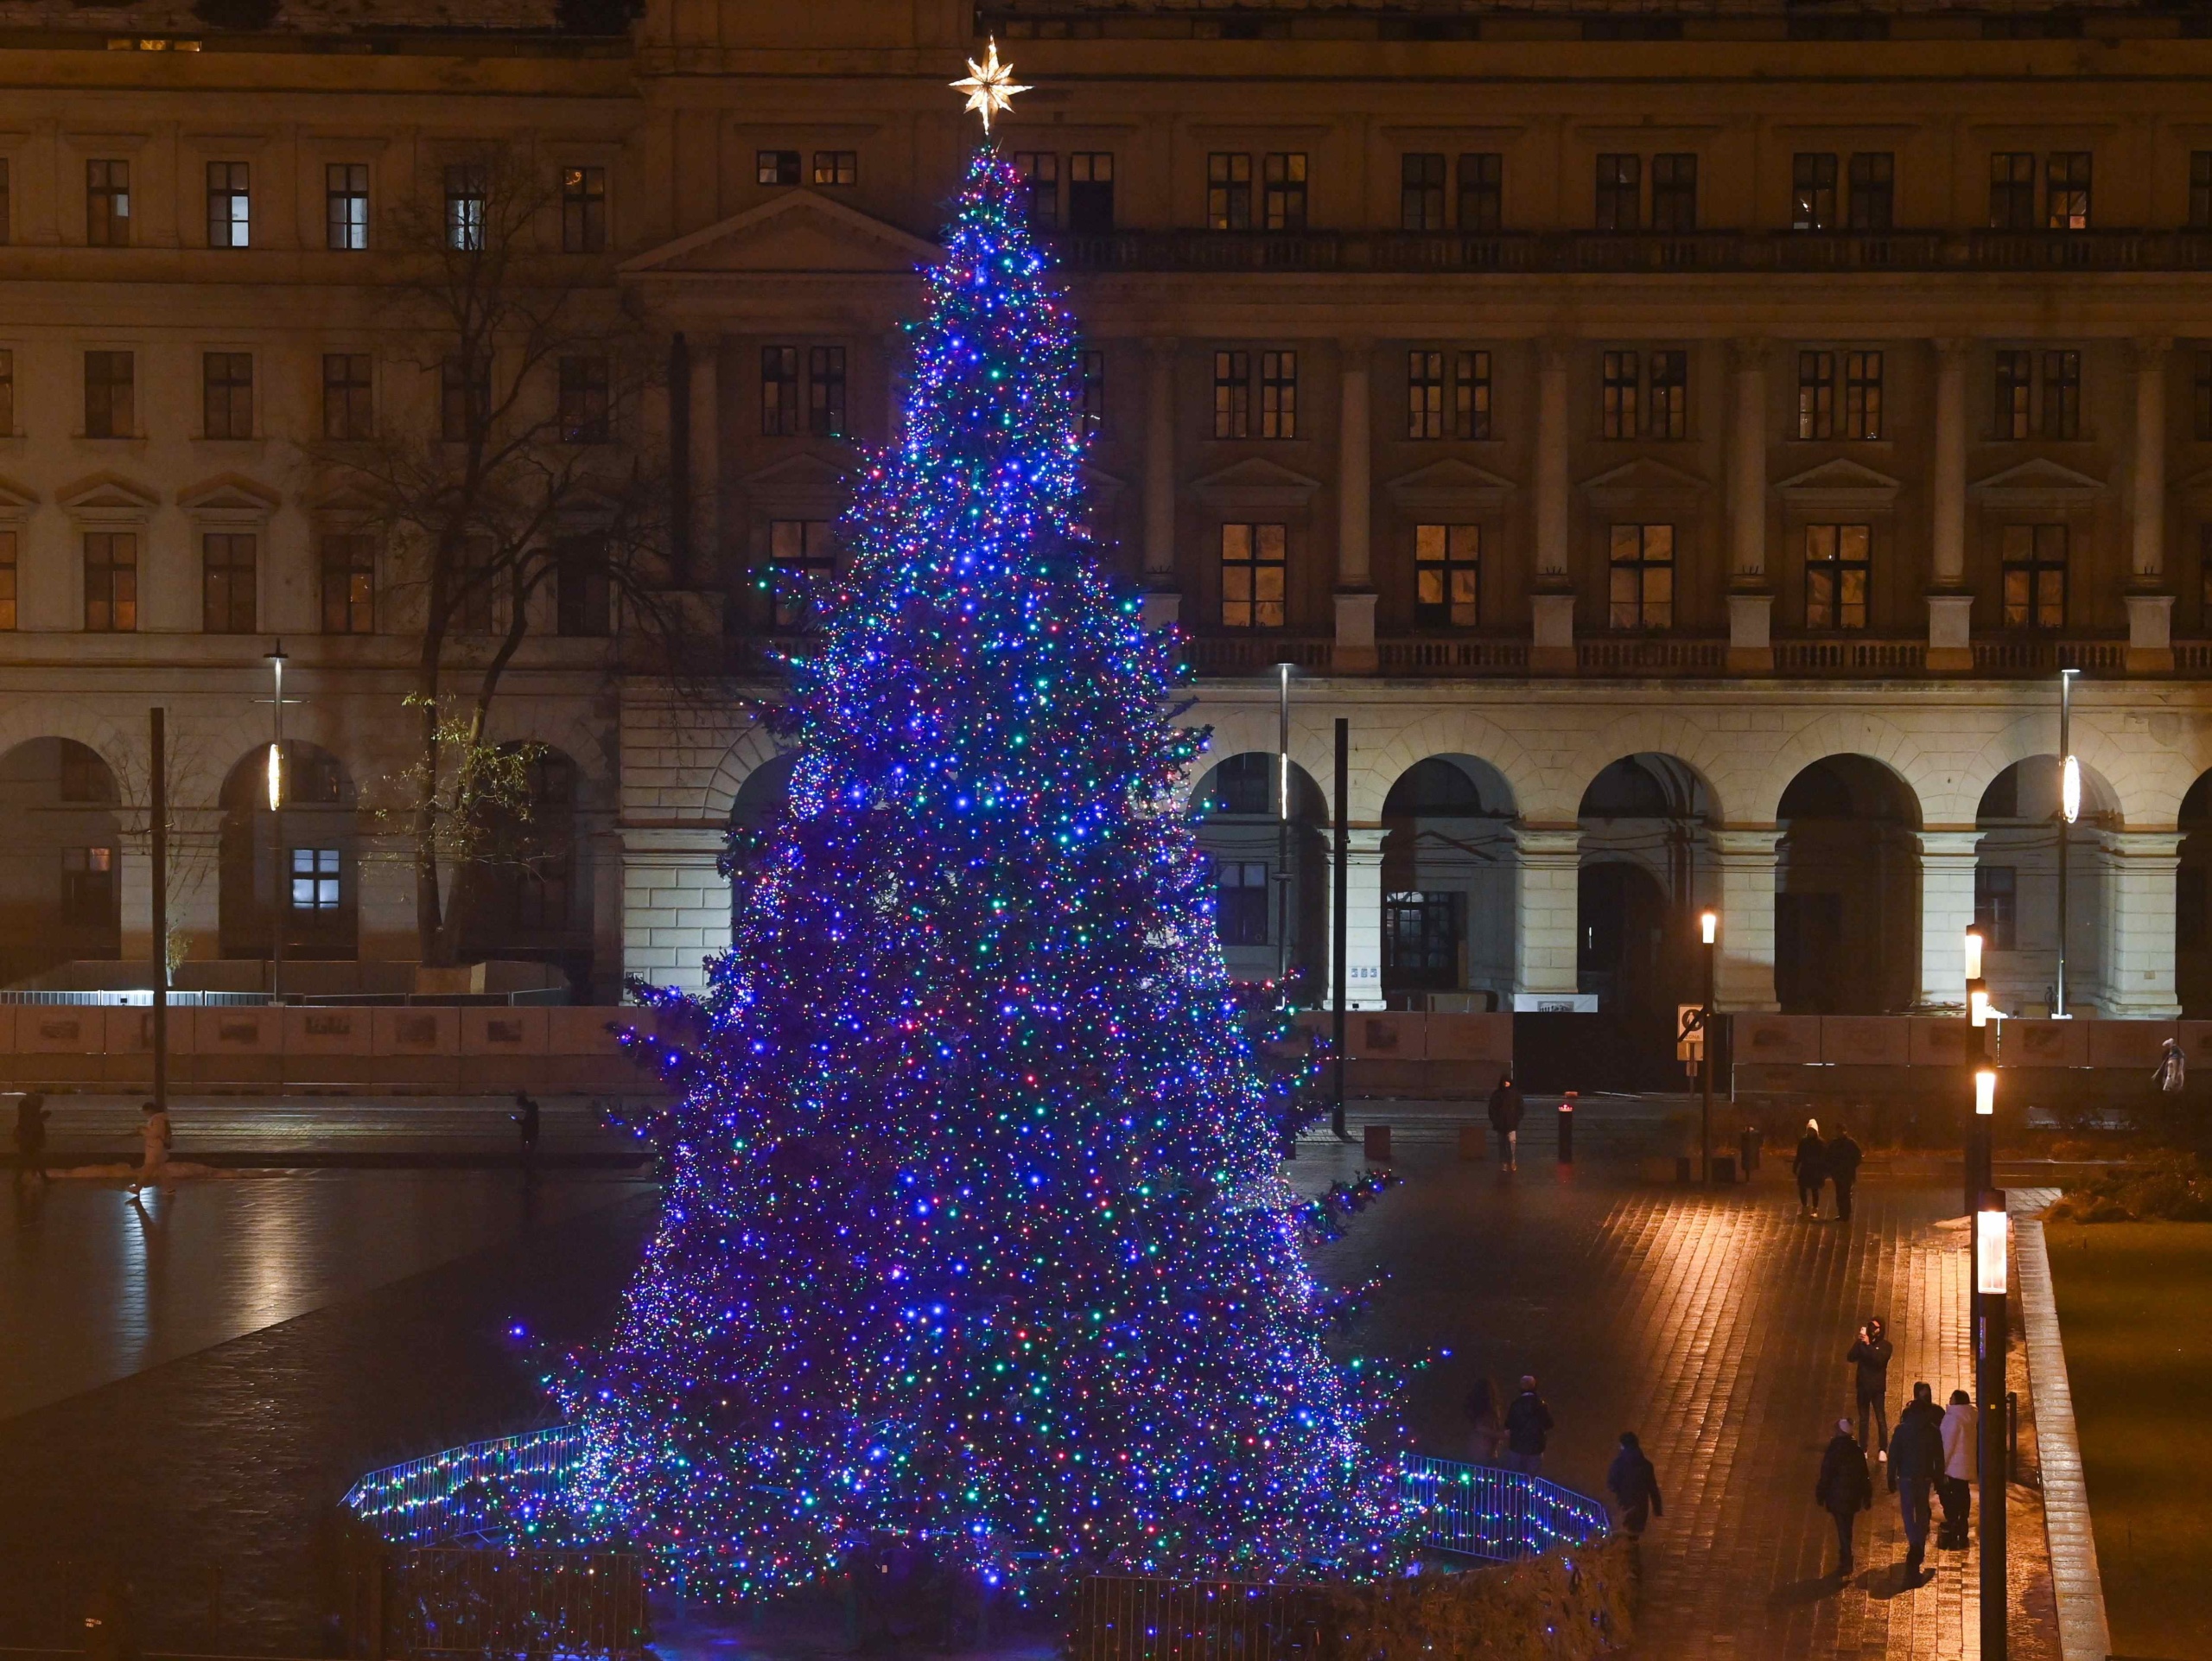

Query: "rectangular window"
left=1601, top=349, right=1639, bottom=439
left=1014, top=150, right=1059, bottom=230
left=1989, top=152, right=2037, bottom=230
left=2046, top=151, right=2091, bottom=231
left=1803, top=523, right=1871, bottom=630
left=322, top=353, right=372, bottom=440
left=1847, top=152, right=1895, bottom=231
left=327, top=163, right=369, bottom=251
left=1080, top=349, right=1105, bottom=436
left=1384, top=892, right=1462, bottom=985
left=1213, top=349, right=1250, bottom=439
left=320, top=533, right=377, bottom=634
left=83, top=531, right=137, bottom=632
left=812, top=150, right=858, bottom=188
left=444, top=163, right=487, bottom=251
left=1208, top=152, right=1252, bottom=231
left=0, top=348, right=12, bottom=436
left=1212, top=858, right=1270, bottom=947
left=1607, top=523, right=1674, bottom=630
left=1219, top=521, right=1287, bottom=630
left=1844, top=350, right=1884, bottom=440
left=201, top=531, right=257, bottom=633
left=451, top=535, right=498, bottom=634
left=1408, top=349, right=1445, bottom=439
left=2042, top=349, right=2081, bottom=440
left=1402, top=152, right=1446, bottom=231
left=1595, top=153, right=1640, bottom=231
left=1454, top=350, right=1492, bottom=441
left=0, top=529, right=16, bottom=630
left=206, top=161, right=250, bottom=249
left=766, top=519, right=834, bottom=632
left=1458, top=152, right=1503, bottom=232
left=1995, top=350, right=2033, bottom=440
left=1651, top=153, right=1698, bottom=232
left=761, top=346, right=799, bottom=436
left=1068, top=152, right=1114, bottom=232
left=1974, top=865, right=2018, bottom=951
left=1262, top=152, right=1307, bottom=232
left=1792, top=152, right=1838, bottom=230
left=60, top=847, right=115, bottom=928
left=1647, top=350, right=1688, bottom=439
left=202, top=351, right=253, bottom=439
left=555, top=537, right=610, bottom=638
left=86, top=160, right=130, bottom=247
left=290, top=848, right=341, bottom=913
left=1259, top=350, right=1297, bottom=439
left=561, top=166, right=606, bottom=252
left=440, top=355, right=489, bottom=442
left=2000, top=522, right=2067, bottom=631
left=2196, top=351, right=2212, bottom=442
left=756, top=150, right=800, bottom=188
left=558, top=354, right=609, bottom=444
left=1796, top=349, right=1836, bottom=440
left=808, top=345, right=847, bottom=439
left=84, top=351, right=134, bottom=439
left=2193, top=152, right=2212, bottom=232
left=1414, top=523, right=1480, bottom=628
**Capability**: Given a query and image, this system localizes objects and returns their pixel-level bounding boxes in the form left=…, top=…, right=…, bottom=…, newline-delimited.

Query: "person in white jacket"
left=1937, top=1388, right=1977, bottom=1549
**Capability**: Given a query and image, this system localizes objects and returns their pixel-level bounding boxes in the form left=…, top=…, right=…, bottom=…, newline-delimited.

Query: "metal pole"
left=150, top=707, right=168, bottom=1114
left=1275, top=664, right=1292, bottom=987
left=1332, top=716, right=1349, bottom=1142
left=269, top=644, right=287, bottom=1004
left=1701, top=934, right=1716, bottom=1184
left=2055, top=670, right=2074, bottom=1020
left=1978, top=1191, right=2011, bottom=1661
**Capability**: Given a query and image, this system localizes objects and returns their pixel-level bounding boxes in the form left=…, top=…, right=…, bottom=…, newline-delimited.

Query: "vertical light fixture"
left=266, top=641, right=288, bottom=1004
left=1274, top=662, right=1294, bottom=986
left=1699, top=909, right=1718, bottom=1184
left=2055, top=667, right=2080, bottom=1019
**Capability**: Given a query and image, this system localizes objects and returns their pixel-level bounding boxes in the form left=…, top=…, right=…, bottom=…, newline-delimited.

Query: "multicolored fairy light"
left=559, top=143, right=1397, bottom=1602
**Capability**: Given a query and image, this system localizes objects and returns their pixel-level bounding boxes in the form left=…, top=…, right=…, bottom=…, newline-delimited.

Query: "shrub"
left=2047, top=1153, right=2212, bottom=1224
left=1307, top=1537, right=1638, bottom=1661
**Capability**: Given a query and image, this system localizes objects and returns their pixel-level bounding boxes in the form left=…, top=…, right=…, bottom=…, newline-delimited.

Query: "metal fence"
left=372, top=1546, right=648, bottom=1660
left=1067, top=1574, right=1320, bottom=1661
left=1396, top=1456, right=1612, bottom=1562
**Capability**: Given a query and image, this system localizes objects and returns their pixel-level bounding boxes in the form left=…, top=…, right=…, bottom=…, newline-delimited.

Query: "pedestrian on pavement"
left=512, top=1091, right=541, bottom=1170
left=1891, top=1381, right=1946, bottom=1577
left=1605, top=1431, right=1663, bottom=1537
left=1847, top=1317, right=1893, bottom=1466
left=1463, top=1374, right=1506, bottom=1465
left=1793, top=1117, right=1827, bottom=1216
left=1814, top=1416, right=1874, bottom=1577
left=1486, top=1074, right=1525, bottom=1172
left=1825, top=1122, right=1865, bottom=1220
left=2156, top=1034, right=2187, bottom=1094
left=1937, top=1387, right=1977, bottom=1549
left=14, top=1092, right=50, bottom=1186
left=1503, top=1374, right=1554, bottom=1477
left=126, top=1100, right=170, bottom=1199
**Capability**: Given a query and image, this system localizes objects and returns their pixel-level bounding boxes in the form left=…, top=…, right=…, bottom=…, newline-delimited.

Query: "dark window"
left=2042, top=349, right=2081, bottom=439
left=1260, top=350, right=1297, bottom=439
left=1212, top=349, right=1249, bottom=438
left=2193, top=153, right=2212, bottom=232
left=203, top=352, right=253, bottom=439
left=1651, top=153, right=1698, bottom=232
left=1845, top=350, right=1884, bottom=440
left=1212, top=858, right=1270, bottom=946
left=0, top=530, right=14, bottom=630
left=1262, top=153, right=1306, bottom=231
left=1408, top=349, right=1445, bottom=439
left=323, top=353, right=372, bottom=440
left=561, top=166, right=606, bottom=251
left=1648, top=350, right=1688, bottom=439
left=454, top=535, right=497, bottom=634
left=1068, top=152, right=1114, bottom=232
left=1803, top=523, right=1870, bottom=630
left=0, top=348, right=12, bottom=436
left=1847, top=152, right=1895, bottom=231
left=83, top=532, right=137, bottom=632
left=1792, top=152, right=1838, bottom=230
left=58, top=748, right=108, bottom=802
left=1414, top=523, right=1480, bottom=627
left=2001, top=523, right=2067, bottom=630
left=1080, top=349, right=1105, bottom=436
left=761, top=347, right=799, bottom=436
left=1608, top=523, right=1674, bottom=629
left=440, top=356, right=489, bottom=442
left=1455, top=350, right=1491, bottom=440
left=1796, top=349, right=1836, bottom=440
left=444, top=162, right=486, bottom=251
left=202, top=531, right=257, bottom=633
left=1601, top=349, right=1639, bottom=439
left=0, top=158, right=10, bottom=245
left=1996, top=350, right=2034, bottom=439
left=812, top=150, right=857, bottom=188
left=290, top=848, right=341, bottom=912
left=84, top=351, right=133, bottom=438
left=808, top=346, right=846, bottom=439
left=555, top=538, right=610, bottom=637
left=558, top=355, right=609, bottom=443
left=766, top=519, right=834, bottom=632
left=207, top=161, right=250, bottom=248
left=327, top=163, right=369, bottom=251
left=1014, top=151, right=1059, bottom=230
left=1595, top=153, right=1640, bottom=231
left=2046, top=151, right=2091, bottom=231
left=1974, top=865, right=2018, bottom=951
left=756, top=150, right=800, bottom=187
left=320, top=533, right=377, bottom=633
left=2196, top=351, right=2212, bottom=441
left=1219, top=522, right=1287, bottom=630
left=1989, top=153, right=2037, bottom=230
left=1402, top=152, right=1446, bottom=230
left=1208, top=152, right=1252, bottom=231
left=86, top=160, right=129, bottom=246
left=60, top=848, right=114, bottom=927
left=1458, top=152, right=1503, bottom=232
left=1383, top=891, right=1462, bottom=988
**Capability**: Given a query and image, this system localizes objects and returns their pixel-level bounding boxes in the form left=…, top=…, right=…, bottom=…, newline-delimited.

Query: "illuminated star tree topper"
left=950, top=38, right=1030, bottom=133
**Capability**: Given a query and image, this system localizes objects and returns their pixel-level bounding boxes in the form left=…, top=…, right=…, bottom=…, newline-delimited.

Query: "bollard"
left=1363, top=1123, right=1393, bottom=1161
left=1738, top=1123, right=1760, bottom=1175
left=1556, top=1098, right=1574, bottom=1163
left=1458, top=1123, right=1485, bottom=1161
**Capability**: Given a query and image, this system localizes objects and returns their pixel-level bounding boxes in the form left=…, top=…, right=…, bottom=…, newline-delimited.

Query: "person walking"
left=13, top=1092, right=50, bottom=1186
left=1847, top=1317, right=1894, bottom=1469
left=1605, top=1431, right=1663, bottom=1537
left=1814, top=1416, right=1874, bottom=1578
left=1890, top=1381, right=1946, bottom=1577
left=1937, top=1387, right=1977, bottom=1549
left=512, top=1091, right=541, bottom=1171
left=1503, top=1375, right=1554, bottom=1477
left=126, top=1100, right=170, bottom=1199
left=2156, top=1035, right=2187, bottom=1095
left=1463, top=1374, right=1506, bottom=1466
left=1792, top=1118, right=1827, bottom=1217
left=1825, top=1122, right=1865, bottom=1221
left=1486, top=1074, right=1525, bottom=1172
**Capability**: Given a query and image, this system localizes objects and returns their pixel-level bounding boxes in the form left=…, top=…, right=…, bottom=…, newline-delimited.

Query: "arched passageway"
left=1774, top=755, right=1921, bottom=1014
left=1974, top=756, right=2117, bottom=1015
left=1190, top=749, right=1326, bottom=988
left=219, top=741, right=359, bottom=961
left=1577, top=754, right=1714, bottom=1069
left=0, top=739, right=123, bottom=984
left=1378, top=754, right=1516, bottom=1010
left=726, top=752, right=799, bottom=936
left=457, top=746, right=594, bottom=990
left=2180, top=771, right=2212, bottom=1017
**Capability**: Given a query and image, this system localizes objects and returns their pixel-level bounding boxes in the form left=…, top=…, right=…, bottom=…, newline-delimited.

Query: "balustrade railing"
left=1181, top=635, right=1334, bottom=675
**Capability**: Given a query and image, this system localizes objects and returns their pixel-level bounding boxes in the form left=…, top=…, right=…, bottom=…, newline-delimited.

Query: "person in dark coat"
left=1792, top=1118, right=1827, bottom=1217
left=1890, top=1381, right=1947, bottom=1577
left=1605, top=1431, right=1663, bottom=1536
left=1503, top=1374, right=1554, bottom=1477
left=1814, top=1417, right=1874, bottom=1576
left=512, top=1091, right=541, bottom=1170
left=1825, top=1123, right=1865, bottom=1220
left=1847, top=1317, right=1893, bottom=1466
left=13, top=1092, right=50, bottom=1186
left=1486, top=1074, right=1526, bottom=1172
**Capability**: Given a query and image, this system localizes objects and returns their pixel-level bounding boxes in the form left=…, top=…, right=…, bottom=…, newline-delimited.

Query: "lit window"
left=1792, top=152, right=1837, bottom=230
left=756, top=150, right=800, bottom=187
left=290, top=848, right=341, bottom=912
left=1414, top=524, right=1480, bottom=628
left=84, top=532, right=137, bottom=632
left=320, top=533, right=377, bottom=634
left=1408, top=350, right=1445, bottom=440
left=1207, top=152, right=1252, bottom=231
left=1260, top=350, right=1297, bottom=439
left=444, top=163, right=487, bottom=251
left=1212, top=350, right=1249, bottom=439
left=2000, top=524, right=2066, bottom=631
left=2046, top=151, right=2091, bottom=231
left=1262, top=152, right=1307, bottom=232
left=207, top=161, right=250, bottom=248
left=1219, top=522, right=1287, bottom=630
left=1796, top=350, right=1836, bottom=440
left=87, top=160, right=130, bottom=246
left=1601, top=350, right=1638, bottom=438
left=327, top=163, right=369, bottom=251
left=766, top=519, right=834, bottom=632
left=812, top=151, right=858, bottom=188
left=1608, top=523, right=1674, bottom=630
left=561, top=166, right=606, bottom=251
left=1802, top=524, right=1870, bottom=631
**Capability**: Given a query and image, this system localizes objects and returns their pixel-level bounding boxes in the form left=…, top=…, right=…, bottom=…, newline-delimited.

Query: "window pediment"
left=741, top=451, right=849, bottom=514
left=1775, top=457, right=1901, bottom=512
left=1971, top=457, right=2104, bottom=510
left=1578, top=456, right=1707, bottom=509
left=1384, top=458, right=1515, bottom=514
left=178, top=473, right=280, bottom=522
left=620, top=193, right=938, bottom=279
left=57, top=473, right=157, bottom=521
left=1190, top=456, right=1322, bottom=511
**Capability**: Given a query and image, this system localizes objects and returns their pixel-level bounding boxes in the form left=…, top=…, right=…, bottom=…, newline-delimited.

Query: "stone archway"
left=0, top=739, right=124, bottom=985
left=1774, top=754, right=1922, bottom=1015
left=1377, top=754, right=1516, bottom=1010
left=1190, top=749, right=1328, bottom=990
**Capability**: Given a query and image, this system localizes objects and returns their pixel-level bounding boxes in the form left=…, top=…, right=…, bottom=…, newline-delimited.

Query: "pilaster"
left=2102, top=830, right=2183, bottom=1018
left=1928, top=338, right=1972, bottom=671
left=1916, top=829, right=1981, bottom=1008
left=1333, top=342, right=1376, bottom=672
left=1531, top=340, right=1574, bottom=672
left=1712, top=827, right=1781, bottom=1012
left=1512, top=824, right=1582, bottom=996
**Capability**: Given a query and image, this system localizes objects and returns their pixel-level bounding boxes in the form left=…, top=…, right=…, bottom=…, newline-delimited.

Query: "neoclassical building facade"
left=2, top=0, right=2211, bottom=1029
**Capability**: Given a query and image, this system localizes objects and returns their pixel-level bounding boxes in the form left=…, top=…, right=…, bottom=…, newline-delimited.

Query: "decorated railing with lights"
left=341, top=1425, right=586, bottom=1547
left=1395, top=1455, right=1611, bottom=1562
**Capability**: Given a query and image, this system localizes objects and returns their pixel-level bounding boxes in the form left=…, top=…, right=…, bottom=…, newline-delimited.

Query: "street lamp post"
left=2056, top=668, right=2081, bottom=1019
left=1965, top=926, right=1990, bottom=1215
left=265, top=643, right=289, bottom=1005
left=1274, top=662, right=1294, bottom=989
left=1700, top=909, right=1719, bottom=1184
left=1977, top=1187, right=2012, bottom=1661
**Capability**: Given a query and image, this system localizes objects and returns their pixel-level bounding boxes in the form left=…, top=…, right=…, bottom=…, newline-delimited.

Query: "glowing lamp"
left=266, top=741, right=282, bottom=811
left=1963, top=927, right=1984, bottom=983
left=1700, top=911, right=1719, bottom=946
left=1969, top=986, right=1991, bottom=1028
left=1976, top=1204, right=2010, bottom=1296
left=1974, top=1066, right=1997, bottom=1117
left=2061, top=754, right=2081, bottom=824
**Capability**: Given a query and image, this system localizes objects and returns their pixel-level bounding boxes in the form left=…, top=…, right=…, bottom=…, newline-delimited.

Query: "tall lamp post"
left=1965, top=926, right=1991, bottom=1214
left=2056, top=668, right=2081, bottom=1018
left=264, top=643, right=289, bottom=1004
left=1700, top=908, right=1719, bottom=1184
left=1274, top=662, right=1294, bottom=990
left=1976, top=1184, right=2012, bottom=1661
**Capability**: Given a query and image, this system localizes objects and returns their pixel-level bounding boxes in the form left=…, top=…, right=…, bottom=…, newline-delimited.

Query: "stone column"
left=1338, top=825, right=1387, bottom=1010
left=1333, top=342, right=1378, bottom=671
left=1916, top=829, right=1982, bottom=1008
left=621, top=827, right=732, bottom=996
left=2126, top=339, right=2175, bottom=671
left=1927, top=339, right=1973, bottom=671
left=1530, top=340, right=1575, bottom=671
left=1141, top=339, right=1179, bottom=630
left=1711, top=827, right=1781, bottom=1011
left=1726, top=340, right=1773, bottom=671
left=2101, top=830, right=2182, bottom=1017
left=689, top=334, right=721, bottom=576
left=1511, top=824, right=1582, bottom=998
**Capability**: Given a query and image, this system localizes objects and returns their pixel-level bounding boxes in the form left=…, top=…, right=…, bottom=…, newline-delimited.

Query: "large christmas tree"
left=562, top=138, right=1393, bottom=1601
